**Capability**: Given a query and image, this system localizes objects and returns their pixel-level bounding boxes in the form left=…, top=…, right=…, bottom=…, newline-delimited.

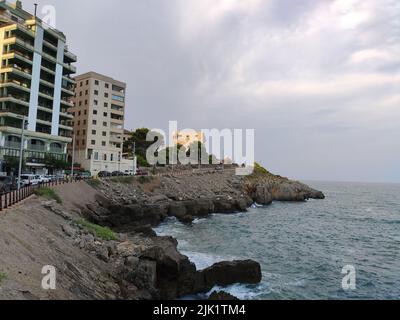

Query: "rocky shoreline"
left=0, top=168, right=324, bottom=300
left=74, top=168, right=324, bottom=299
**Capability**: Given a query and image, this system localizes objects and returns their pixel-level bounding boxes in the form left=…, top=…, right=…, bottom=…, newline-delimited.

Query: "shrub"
left=34, top=187, right=62, bottom=204
left=75, top=219, right=117, bottom=241
left=110, top=176, right=134, bottom=184
left=87, top=179, right=101, bottom=188
left=0, top=272, right=6, bottom=285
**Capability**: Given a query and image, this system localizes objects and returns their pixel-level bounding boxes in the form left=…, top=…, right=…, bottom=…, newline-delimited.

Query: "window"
left=92, top=130, right=96, bottom=135
left=79, top=91, right=82, bottom=97
left=77, top=121, right=80, bottom=125
left=112, top=94, right=124, bottom=102
left=83, top=120, right=87, bottom=125
left=102, top=131, right=107, bottom=136
left=76, top=140, right=79, bottom=146
left=103, top=154, right=107, bottom=160
left=92, top=120, right=97, bottom=125
left=79, top=101, right=82, bottom=106
left=104, top=102, right=108, bottom=108
left=102, top=141, right=106, bottom=147
left=85, top=90, right=88, bottom=95
left=104, top=93, right=109, bottom=98
left=85, top=100, right=88, bottom=105
left=94, top=90, right=99, bottom=95
left=78, top=111, right=81, bottom=116
left=86, top=80, right=89, bottom=85
left=103, top=112, right=108, bottom=117
left=105, top=83, right=109, bottom=88
left=95, top=80, right=99, bottom=85
left=77, top=130, right=80, bottom=135
left=82, top=140, right=85, bottom=146
left=80, top=81, right=83, bottom=87
left=83, top=129, right=86, bottom=135
left=94, top=152, right=99, bottom=160
left=91, top=140, right=96, bottom=145
left=103, top=122, right=107, bottom=127
left=110, top=154, right=114, bottom=161
left=93, top=110, right=98, bottom=115
left=84, top=110, right=87, bottom=115
left=94, top=100, right=98, bottom=105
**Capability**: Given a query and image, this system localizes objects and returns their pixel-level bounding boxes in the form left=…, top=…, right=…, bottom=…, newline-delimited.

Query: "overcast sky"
left=23, top=0, right=400, bottom=182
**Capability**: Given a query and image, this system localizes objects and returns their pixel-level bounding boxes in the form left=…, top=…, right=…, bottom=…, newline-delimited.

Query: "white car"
left=38, top=175, right=51, bottom=183
left=20, top=174, right=40, bottom=186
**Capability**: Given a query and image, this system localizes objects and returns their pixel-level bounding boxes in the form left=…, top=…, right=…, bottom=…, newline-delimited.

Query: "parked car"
left=38, top=175, right=51, bottom=183
left=20, top=174, right=40, bottom=186
left=98, top=171, right=111, bottom=178
left=111, top=171, right=125, bottom=176
left=0, top=176, right=16, bottom=193
left=135, top=169, right=148, bottom=176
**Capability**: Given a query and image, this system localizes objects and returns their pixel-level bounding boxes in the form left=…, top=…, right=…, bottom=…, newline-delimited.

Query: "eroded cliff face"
left=87, top=169, right=324, bottom=227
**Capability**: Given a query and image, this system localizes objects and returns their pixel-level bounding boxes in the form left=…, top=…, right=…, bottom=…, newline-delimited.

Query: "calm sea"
left=154, top=181, right=400, bottom=300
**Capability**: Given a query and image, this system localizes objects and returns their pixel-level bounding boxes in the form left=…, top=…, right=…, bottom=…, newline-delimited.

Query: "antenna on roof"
left=34, top=3, right=38, bottom=17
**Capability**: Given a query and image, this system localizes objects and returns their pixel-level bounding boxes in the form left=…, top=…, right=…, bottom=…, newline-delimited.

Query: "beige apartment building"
left=70, top=72, right=133, bottom=175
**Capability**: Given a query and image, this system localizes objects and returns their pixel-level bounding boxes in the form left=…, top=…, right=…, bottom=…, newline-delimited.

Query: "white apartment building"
left=0, top=1, right=76, bottom=175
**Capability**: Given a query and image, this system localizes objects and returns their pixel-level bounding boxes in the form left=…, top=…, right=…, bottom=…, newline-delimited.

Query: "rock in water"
left=208, top=291, right=239, bottom=300
left=199, top=260, right=262, bottom=291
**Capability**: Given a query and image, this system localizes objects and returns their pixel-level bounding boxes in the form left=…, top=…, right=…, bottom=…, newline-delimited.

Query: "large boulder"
left=198, top=260, right=262, bottom=291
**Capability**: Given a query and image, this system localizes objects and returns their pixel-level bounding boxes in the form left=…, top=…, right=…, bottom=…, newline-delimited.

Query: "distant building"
left=70, top=71, right=133, bottom=175
left=122, top=129, right=132, bottom=143
left=0, top=1, right=76, bottom=174
left=172, top=130, right=205, bottom=148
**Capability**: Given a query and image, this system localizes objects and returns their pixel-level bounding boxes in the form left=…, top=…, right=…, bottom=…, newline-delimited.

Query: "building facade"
left=70, top=72, right=130, bottom=175
left=172, top=130, right=205, bottom=148
left=0, top=1, right=76, bottom=175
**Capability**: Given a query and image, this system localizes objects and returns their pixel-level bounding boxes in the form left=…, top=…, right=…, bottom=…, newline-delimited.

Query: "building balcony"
left=41, top=65, right=56, bottom=76
left=60, top=98, right=74, bottom=108
left=61, top=86, right=74, bottom=96
left=64, top=49, right=77, bottom=63
left=40, top=78, right=55, bottom=89
left=15, top=38, right=35, bottom=52
left=4, top=141, right=21, bottom=149
left=43, top=39, right=58, bottom=52
left=0, top=95, right=30, bottom=107
left=0, top=80, right=31, bottom=93
left=42, top=51, right=58, bottom=65
left=39, top=90, right=54, bottom=101
left=62, top=75, right=76, bottom=85
left=63, top=63, right=76, bottom=74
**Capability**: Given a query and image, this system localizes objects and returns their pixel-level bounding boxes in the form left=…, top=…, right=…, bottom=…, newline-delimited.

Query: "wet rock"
left=208, top=291, right=239, bottom=300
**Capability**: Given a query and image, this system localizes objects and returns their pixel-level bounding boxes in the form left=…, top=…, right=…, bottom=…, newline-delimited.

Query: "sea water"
left=154, top=181, right=400, bottom=300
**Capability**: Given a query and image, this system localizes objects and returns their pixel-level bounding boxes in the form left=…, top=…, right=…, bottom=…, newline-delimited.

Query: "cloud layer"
left=25, top=0, right=400, bottom=182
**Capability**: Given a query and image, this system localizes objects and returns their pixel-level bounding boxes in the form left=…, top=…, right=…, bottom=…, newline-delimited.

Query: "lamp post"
left=71, top=134, right=75, bottom=179
left=132, top=142, right=137, bottom=175
left=17, top=116, right=27, bottom=190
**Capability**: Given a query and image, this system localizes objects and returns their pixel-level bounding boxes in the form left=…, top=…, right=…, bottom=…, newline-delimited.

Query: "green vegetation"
left=76, top=219, right=117, bottom=241
left=110, top=176, right=134, bottom=184
left=137, top=176, right=154, bottom=184
left=34, top=187, right=62, bottom=204
left=254, top=162, right=270, bottom=175
left=86, top=178, right=101, bottom=188
left=0, top=272, right=6, bottom=285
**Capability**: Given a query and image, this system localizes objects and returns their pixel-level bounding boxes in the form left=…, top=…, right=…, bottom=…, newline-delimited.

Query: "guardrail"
left=0, top=177, right=89, bottom=211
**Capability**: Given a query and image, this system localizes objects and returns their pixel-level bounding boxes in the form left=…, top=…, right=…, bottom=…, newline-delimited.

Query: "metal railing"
left=0, top=177, right=90, bottom=212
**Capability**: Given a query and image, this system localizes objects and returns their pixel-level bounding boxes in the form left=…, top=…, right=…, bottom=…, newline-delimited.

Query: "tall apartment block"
left=70, top=72, right=127, bottom=175
left=0, top=1, right=76, bottom=174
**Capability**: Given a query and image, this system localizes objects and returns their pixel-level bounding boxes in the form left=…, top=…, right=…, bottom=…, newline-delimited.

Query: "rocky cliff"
left=0, top=169, right=324, bottom=300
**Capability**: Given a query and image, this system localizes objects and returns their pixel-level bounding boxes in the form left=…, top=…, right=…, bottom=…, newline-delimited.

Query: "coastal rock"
left=199, top=260, right=262, bottom=291
left=208, top=291, right=239, bottom=300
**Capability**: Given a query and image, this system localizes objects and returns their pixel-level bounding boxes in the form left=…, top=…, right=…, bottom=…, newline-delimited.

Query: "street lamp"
left=17, top=116, right=28, bottom=190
